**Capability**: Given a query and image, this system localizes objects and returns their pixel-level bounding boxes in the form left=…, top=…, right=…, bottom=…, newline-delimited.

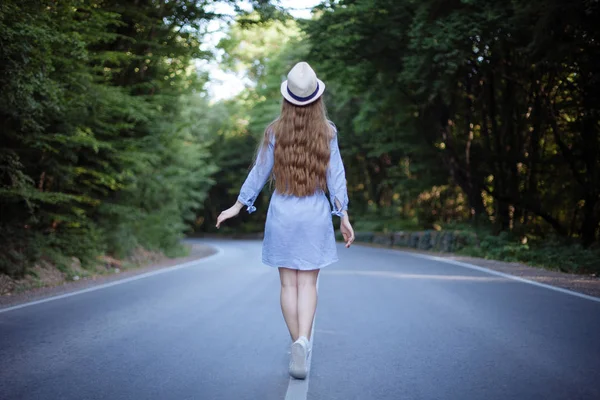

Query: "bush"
left=350, top=227, right=600, bottom=274
left=458, top=233, right=600, bottom=274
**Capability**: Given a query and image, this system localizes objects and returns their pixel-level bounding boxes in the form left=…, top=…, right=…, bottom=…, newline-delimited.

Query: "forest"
left=1, top=0, right=599, bottom=279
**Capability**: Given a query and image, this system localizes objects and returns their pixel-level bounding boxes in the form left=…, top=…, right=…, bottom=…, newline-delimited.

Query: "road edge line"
left=0, top=245, right=224, bottom=314
left=378, top=247, right=600, bottom=304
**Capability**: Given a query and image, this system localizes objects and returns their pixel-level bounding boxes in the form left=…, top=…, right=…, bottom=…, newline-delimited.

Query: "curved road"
left=1, top=239, right=599, bottom=400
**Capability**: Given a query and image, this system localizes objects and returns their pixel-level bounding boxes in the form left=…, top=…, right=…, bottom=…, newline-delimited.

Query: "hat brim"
left=280, top=79, right=326, bottom=106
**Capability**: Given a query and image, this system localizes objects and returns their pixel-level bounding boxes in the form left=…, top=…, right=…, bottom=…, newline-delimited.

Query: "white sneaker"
left=287, top=337, right=312, bottom=354
left=289, top=336, right=310, bottom=379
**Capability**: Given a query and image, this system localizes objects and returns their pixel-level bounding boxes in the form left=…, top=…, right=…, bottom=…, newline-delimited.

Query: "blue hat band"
left=287, top=83, right=320, bottom=102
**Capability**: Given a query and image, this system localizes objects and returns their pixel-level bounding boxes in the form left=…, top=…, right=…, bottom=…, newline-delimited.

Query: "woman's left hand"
left=216, top=202, right=243, bottom=228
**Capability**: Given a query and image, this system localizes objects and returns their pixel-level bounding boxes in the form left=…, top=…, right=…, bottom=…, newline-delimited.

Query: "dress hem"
left=262, top=258, right=339, bottom=271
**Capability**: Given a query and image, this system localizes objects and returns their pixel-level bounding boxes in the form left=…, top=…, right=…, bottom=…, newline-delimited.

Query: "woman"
left=216, top=61, right=355, bottom=380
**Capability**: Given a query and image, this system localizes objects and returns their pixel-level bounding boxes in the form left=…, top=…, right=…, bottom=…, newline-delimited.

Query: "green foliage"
left=304, top=0, right=600, bottom=247
left=0, top=0, right=243, bottom=276
left=349, top=228, right=600, bottom=274
left=458, top=234, right=600, bottom=274
left=186, top=2, right=600, bottom=278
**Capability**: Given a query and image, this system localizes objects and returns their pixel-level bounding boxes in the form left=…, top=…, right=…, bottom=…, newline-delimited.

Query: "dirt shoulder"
left=356, top=243, right=600, bottom=299
left=0, top=243, right=217, bottom=310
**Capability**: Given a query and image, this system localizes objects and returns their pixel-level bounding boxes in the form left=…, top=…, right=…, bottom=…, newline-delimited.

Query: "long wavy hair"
left=258, top=97, right=333, bottom=197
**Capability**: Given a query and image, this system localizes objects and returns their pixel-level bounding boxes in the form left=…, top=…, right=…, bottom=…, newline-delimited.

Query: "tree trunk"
left=580, top=195, right=599, bottom=246
left=579, top=92, right=600, bottom=245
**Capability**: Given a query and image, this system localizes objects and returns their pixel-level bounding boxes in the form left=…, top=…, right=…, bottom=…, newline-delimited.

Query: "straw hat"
left=280, top=62, right=326, bottom=106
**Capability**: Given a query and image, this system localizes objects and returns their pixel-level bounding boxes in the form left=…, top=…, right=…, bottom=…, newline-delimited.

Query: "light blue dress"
left=237, top=123, right=349, bottom=270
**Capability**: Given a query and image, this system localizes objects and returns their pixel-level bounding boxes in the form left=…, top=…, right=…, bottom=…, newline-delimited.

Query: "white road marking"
left=284, top=278, right=319, bottom=400
left=373, top=246, right=600, bottom=304
left=0, top=246, right=224, bottom=314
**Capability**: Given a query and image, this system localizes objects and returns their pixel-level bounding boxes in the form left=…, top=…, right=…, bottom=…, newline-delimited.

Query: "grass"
left=457, top=235, right=600, bottom=274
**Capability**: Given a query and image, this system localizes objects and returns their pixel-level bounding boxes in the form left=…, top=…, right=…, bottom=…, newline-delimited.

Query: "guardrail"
left=336, top=230, right=479, bottom=253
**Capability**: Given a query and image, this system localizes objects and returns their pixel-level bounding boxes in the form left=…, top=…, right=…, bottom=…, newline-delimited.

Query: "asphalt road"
left=1, top=239, right=599, bottom=400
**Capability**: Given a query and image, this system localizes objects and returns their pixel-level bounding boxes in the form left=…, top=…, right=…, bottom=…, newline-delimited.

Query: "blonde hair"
left=259, top=97, right=334, bottom=197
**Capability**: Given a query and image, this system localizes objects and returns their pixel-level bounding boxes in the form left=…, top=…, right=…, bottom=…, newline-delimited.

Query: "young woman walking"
left=216, top=61, right=355, bottom=380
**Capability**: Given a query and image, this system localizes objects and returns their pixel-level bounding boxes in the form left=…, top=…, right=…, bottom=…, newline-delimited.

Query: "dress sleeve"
left=237, top=137, right=274, bottom=214
left=327, top=124, right=349, bottom=217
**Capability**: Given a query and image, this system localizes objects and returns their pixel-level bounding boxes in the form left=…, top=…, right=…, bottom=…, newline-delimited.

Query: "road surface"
left=1, top=239, right=599, bottom=400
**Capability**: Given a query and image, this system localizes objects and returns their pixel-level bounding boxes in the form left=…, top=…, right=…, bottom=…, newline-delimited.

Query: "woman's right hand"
left=340, top=214, right=355, bottom=248
left=216, top=202, right=243, bottom=229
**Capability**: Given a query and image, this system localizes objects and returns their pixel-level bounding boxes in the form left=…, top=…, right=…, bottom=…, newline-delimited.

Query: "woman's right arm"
left=327, top=133, right=349, bottom=217
left=327, top=127, right=354, bottom=247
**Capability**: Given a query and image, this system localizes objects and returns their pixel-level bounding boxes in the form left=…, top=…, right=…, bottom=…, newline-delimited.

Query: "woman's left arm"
left=216, top=139, right=274, bottom=228
left=237, top=139, right=275, bottom=214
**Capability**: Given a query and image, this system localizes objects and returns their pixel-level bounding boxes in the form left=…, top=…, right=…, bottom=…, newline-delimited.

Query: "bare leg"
left=297, top=269, right=319, bottom=340
left=278, top=267, right=299, bottom=341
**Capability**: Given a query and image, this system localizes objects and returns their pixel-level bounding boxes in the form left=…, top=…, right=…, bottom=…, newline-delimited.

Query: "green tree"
left=0, top=0, right=275, bottom=276
left=305, top=0, right=600, bottom=243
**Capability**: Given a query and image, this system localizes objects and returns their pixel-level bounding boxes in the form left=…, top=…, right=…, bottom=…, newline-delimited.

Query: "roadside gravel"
left=0, top=243, right=217, bottom=310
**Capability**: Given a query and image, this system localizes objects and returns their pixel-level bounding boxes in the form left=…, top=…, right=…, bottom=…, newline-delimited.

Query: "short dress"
left=237, top=122, right=349, bottom=270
